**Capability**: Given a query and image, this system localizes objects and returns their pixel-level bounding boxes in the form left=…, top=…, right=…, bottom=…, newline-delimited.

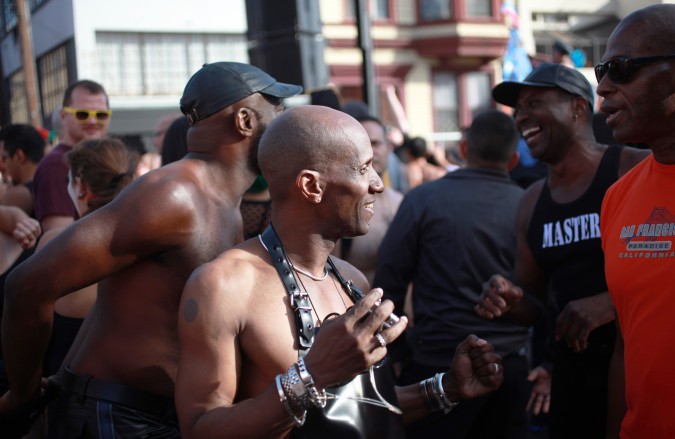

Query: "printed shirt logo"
left=542, top=213, right=600, bottom=248
left=617, top=207, right=675, bottom=259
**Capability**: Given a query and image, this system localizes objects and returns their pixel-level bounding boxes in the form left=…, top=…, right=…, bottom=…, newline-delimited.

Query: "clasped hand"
left=303, top=289, right=408, bottom=389
left=474, top=274, right=523, bottom=319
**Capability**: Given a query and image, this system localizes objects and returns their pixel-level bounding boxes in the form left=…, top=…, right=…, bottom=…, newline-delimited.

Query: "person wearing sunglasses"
left=596, top=4, right=675, bottom=438
left=32, top=80, right=111, bottom=234
left=475, top=62, right=649, bottom=438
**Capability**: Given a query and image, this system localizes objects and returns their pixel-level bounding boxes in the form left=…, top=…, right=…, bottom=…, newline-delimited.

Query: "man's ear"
left=297, top=169, right=324, bottom=203
left=233, top=108, right=255, bottom=137
left=13, top=149, right=26, bottom=164
left=573, top=97, right=588, bottom=120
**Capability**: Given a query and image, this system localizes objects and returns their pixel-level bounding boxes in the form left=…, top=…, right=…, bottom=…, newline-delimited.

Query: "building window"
left=1, top=0, right=47, bottom=33
left=95, top=32, right=248, bottom=97
left=2, top=0, right=16, bottom=32
left=9, top=70, right=28, bottom=123
left=466, top=0, right=491, bottom=17
left=465, top=71, right=491, bottom=116
left=372, top=0, right=390, bottom=19
left=38, top=45, right=68, bottom=116
left=420, top=0, right=451, bottom=21
left=432, top=71, right=458, bottom=132
left=345, top=0, right=392, bottom=20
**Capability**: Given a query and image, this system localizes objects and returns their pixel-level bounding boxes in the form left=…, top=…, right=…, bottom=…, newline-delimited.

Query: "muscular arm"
left=1, top=174, right=195, bottom=409
left=606, top=316, right=626, bottom=438
left=176, top=259, right=296, bottom=439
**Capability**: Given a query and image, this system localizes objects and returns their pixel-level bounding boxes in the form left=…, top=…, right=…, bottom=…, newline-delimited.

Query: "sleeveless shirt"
left=526, top=145, right=623, bottom=347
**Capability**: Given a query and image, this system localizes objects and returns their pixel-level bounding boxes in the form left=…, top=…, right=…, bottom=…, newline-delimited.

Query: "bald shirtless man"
left=176, top=106, right=503, bottom=439
left=1, top=62, right=301, bottom=437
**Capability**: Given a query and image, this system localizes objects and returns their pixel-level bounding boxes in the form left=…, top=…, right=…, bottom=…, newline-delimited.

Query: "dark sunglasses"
left=594, top=54, right=675, bottom=83
left=63, top=107, right=112, bottom=123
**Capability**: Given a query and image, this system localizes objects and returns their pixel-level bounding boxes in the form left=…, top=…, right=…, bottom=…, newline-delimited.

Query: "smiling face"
left=324, top=121, right=384, bottom=238
left=513, top=87, right=577, bottom=165
left=596, top=17, right=675, bottom=150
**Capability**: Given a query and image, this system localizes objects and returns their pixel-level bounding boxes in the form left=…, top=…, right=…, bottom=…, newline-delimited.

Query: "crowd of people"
left=0, top=4, right=673, bottom=438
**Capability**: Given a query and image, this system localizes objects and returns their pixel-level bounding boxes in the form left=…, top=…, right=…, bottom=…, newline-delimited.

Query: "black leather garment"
left=261, top=225, right=406, bottom=439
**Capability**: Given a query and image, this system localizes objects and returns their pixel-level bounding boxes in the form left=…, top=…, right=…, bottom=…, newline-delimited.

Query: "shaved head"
left=610, top=4, right=675, bottom=54
left=258, top=105, right=370, bottom=201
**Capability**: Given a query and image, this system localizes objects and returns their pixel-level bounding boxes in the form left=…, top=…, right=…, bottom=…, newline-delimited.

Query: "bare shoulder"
left=329, top=255, right=370, bottom=291
left=185, top=244, right=263, bottom=302
left=618, top=146, right=651, bottom=178
left=105, top=161, right=215, bottom=249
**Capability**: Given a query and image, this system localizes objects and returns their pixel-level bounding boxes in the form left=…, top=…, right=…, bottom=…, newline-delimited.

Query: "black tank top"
left=526, top=146, right=623, bottom=346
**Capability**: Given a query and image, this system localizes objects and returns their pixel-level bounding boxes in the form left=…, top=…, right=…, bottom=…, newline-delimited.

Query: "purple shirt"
left=32, top=143, right=77, bottom=222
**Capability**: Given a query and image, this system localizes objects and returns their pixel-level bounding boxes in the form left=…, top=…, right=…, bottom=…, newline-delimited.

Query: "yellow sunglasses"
left=63, top=107, right=112, bottom=123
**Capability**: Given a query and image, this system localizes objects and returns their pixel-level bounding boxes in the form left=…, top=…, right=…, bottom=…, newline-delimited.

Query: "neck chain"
left=292, top=264, right=328, bottom=281
left=294, top=267, right=349, bottom=326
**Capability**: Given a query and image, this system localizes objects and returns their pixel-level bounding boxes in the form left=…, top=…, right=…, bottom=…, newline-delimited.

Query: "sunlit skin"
left=175, top=106, right=504, bottom=439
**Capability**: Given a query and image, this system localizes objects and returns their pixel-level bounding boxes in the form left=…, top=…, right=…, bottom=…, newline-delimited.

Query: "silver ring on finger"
left=375, top=333, right=387, bottom=348
left=493, top=363, right=500, bottom=374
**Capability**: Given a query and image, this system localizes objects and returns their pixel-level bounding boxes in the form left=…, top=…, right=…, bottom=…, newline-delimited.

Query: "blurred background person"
left=0, top=124, right=45, bottom=215
left=40, top=137, right=139, bottom=377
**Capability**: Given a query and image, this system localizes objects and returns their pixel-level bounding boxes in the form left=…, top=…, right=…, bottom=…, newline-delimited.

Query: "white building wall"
left=403, top=61, right=433, bottom=138
left=71, top=0, right=247, bottom=81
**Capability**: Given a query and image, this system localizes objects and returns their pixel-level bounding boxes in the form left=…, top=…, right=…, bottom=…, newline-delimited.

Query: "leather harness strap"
left=261, top=225, right=316, bottom=357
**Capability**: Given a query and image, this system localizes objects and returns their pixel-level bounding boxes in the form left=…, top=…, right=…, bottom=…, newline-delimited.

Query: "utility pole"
left=14, top=0, right=41, bottom=128
left=354, top=0, right=378, bottom=116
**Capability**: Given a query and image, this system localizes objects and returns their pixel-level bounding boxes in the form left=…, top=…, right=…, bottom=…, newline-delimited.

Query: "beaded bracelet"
left=275, top=374, right=307, bottom=427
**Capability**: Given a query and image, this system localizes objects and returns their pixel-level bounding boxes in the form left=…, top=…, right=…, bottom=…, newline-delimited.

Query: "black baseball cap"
left=180, top=62, right=303, bottom=124
left=492, top=63, right=594, bottom=109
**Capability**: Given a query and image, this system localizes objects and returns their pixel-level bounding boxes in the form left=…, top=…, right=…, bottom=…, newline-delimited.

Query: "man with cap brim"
left=475, top=62, right=649, bottom=438
left=492, top=62, right=595, bottom=110
left=0, top=62, right=301, bottom=437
